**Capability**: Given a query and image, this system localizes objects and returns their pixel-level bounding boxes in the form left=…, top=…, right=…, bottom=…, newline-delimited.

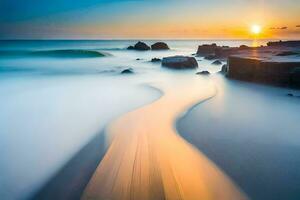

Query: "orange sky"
left=1, top=0, right=300, bottom=39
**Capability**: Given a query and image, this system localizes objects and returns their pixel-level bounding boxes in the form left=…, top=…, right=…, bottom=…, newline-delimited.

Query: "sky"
left=0, top=0, right=300, bottom=39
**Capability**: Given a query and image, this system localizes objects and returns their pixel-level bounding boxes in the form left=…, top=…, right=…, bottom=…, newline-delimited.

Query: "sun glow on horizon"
left=251, top=24, right=262, bottom=35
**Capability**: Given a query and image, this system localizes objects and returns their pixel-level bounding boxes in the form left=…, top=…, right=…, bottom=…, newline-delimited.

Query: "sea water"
left=0, top=39, right=287, bottom=200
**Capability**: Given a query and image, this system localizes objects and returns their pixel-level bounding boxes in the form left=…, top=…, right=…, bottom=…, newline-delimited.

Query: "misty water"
left=0, top=40, right=299, bottom=200
left=177, top=76, right=300, bottom=200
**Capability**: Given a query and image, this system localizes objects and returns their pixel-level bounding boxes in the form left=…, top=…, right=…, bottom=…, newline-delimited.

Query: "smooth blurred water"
left=177, top=75, right=300, bottom=200
left=0, top=39, right=283, bottom=200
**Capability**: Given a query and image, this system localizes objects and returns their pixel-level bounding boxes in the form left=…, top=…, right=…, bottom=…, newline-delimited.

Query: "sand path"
left=82, top=76, right=246, bottom=200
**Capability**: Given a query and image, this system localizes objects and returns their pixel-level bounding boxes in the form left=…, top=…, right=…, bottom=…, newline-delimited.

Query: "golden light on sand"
left=251, top=24, right=262, bottom=35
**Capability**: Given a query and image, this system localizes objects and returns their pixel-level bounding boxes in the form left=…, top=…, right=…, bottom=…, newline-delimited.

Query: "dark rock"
left=121, top=68, right=134, bottom=74
left=196, top=71, right=210, bottom=75
left=239, top=45, right=250, bottom=49
left=162, top=56, right=198, bottom=69
left=267, top=40, right=300, bottom=47
left=128, top=41, right=150, bottom=51
left=290, top=67, right=300, bottom=87
left=220, top=64, right=228, bottom=74
left=227, top=56, right=300, bottom=88
left=196, top=43, right=219, bottom=55
left=151, top=58, right=161, bottom=62
left=276, top=51, right=299, bottom=56
left=136, top=58, right=141, bottom=60
left=287, top=93, right=294, bottom=97
left=204, top=55, right=216, bottom=60
left=212, top=60, right=222, bottom=65
left=151, top=42, right=169, bottom=50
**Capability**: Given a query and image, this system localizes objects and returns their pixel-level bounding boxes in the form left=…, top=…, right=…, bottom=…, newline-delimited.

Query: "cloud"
left=296, top=25, right=300, bottom=28
left=270, top=26, right=288, bottom=30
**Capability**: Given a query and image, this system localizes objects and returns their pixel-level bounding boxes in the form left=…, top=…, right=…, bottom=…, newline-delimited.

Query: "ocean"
left=0, top=40, right=299, bottom=200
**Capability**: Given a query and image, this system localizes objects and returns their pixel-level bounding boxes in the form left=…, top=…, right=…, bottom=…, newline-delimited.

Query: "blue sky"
left=1, top=0, right=299, bottom=39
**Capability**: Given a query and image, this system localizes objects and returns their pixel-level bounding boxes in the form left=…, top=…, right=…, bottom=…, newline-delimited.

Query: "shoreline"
left=82, top=77, right=246, bottom=200
left=29, top=84, right=163, bottom=200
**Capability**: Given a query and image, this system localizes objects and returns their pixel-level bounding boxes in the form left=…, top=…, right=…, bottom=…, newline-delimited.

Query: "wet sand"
left=82, top=76, right=246, bottom=200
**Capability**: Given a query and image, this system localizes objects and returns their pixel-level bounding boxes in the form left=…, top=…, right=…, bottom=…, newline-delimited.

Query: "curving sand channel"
left=82, top=76, right=247, bottom=200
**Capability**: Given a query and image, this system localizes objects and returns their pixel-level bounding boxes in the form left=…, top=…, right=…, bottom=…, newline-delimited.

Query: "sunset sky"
left=1, top=0, right=300, bottom=39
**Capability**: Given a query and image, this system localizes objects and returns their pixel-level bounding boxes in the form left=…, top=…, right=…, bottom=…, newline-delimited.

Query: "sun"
left=251, top=24, right=262, bottom=35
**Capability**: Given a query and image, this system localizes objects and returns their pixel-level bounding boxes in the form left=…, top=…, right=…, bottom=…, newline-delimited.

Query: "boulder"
left=196, top=43, right=219, bottom=55
left=128, top=41, right=150, bottom=51
left=162, top=56, right=198, bottom=69
left=196, top=71, right=210, bottom=75
left=212, top=60, right=222, bottom=65
left=151, top=42, right=169, bottom=50
left=121, top=68, right=134, bottom=74
left=151, top=58, right=161, bottom=62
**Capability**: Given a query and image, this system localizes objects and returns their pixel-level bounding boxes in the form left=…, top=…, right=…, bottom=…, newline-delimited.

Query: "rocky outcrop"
left=121, top=68, right=134, bottom=74
left=151, top=42, right=169, bottom=50
left=196, top=71, right=210, bottom=75
left=267, top=40, right=300, bottom=47
left=128, top=41, right=150, bottom=51
left=227, top=56, right=300, bottom=88
left=196, top=44, right=220, bottom=56
left=151, top=58, right=161, bottom=62
left=276, top=51, right=299, bottom=56
left=162, top=56, right=198, bottom=69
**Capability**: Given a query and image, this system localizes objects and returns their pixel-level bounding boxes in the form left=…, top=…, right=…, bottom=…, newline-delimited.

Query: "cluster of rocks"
left=128, top=41, right=169, bottom=51
left=151, top=58, right=161, bottom=62
left=196, top=43, right=253, bottom=60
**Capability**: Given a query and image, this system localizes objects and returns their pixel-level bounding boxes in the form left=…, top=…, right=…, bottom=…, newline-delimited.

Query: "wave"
left=0, top=49, right=110, bottom=58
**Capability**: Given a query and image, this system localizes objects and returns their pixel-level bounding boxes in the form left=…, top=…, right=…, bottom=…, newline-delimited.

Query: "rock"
left=276, top=51, right=298, bottom=56
left=290, top=67, right=300, bottom=87
left=121, top=68, right=134, bottom=74
left=162, top=56, right=198, bottom=69
left=220, top=64, right=228, bottom=74
left=212, top=60, right=222, bottom=65
left=136, top=58, right=141, bottom=60
left=204, top=55, right=216, bottom=60
left=196, top=71, right=210, bottom=75
left=196, top=43, right=219, bottom=55
left=151, top=42, right=169, bottom=50
left=287, top=93, right=294, bottom=97
left=151, top=58, right=161, bottom=62
left=239, top=45, right=250, bottom=49
left=128, top=41, right=150, bottom=51
left=227, top=56, right=300, bottom=87
left=267, top=40, right=300, bottom=47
